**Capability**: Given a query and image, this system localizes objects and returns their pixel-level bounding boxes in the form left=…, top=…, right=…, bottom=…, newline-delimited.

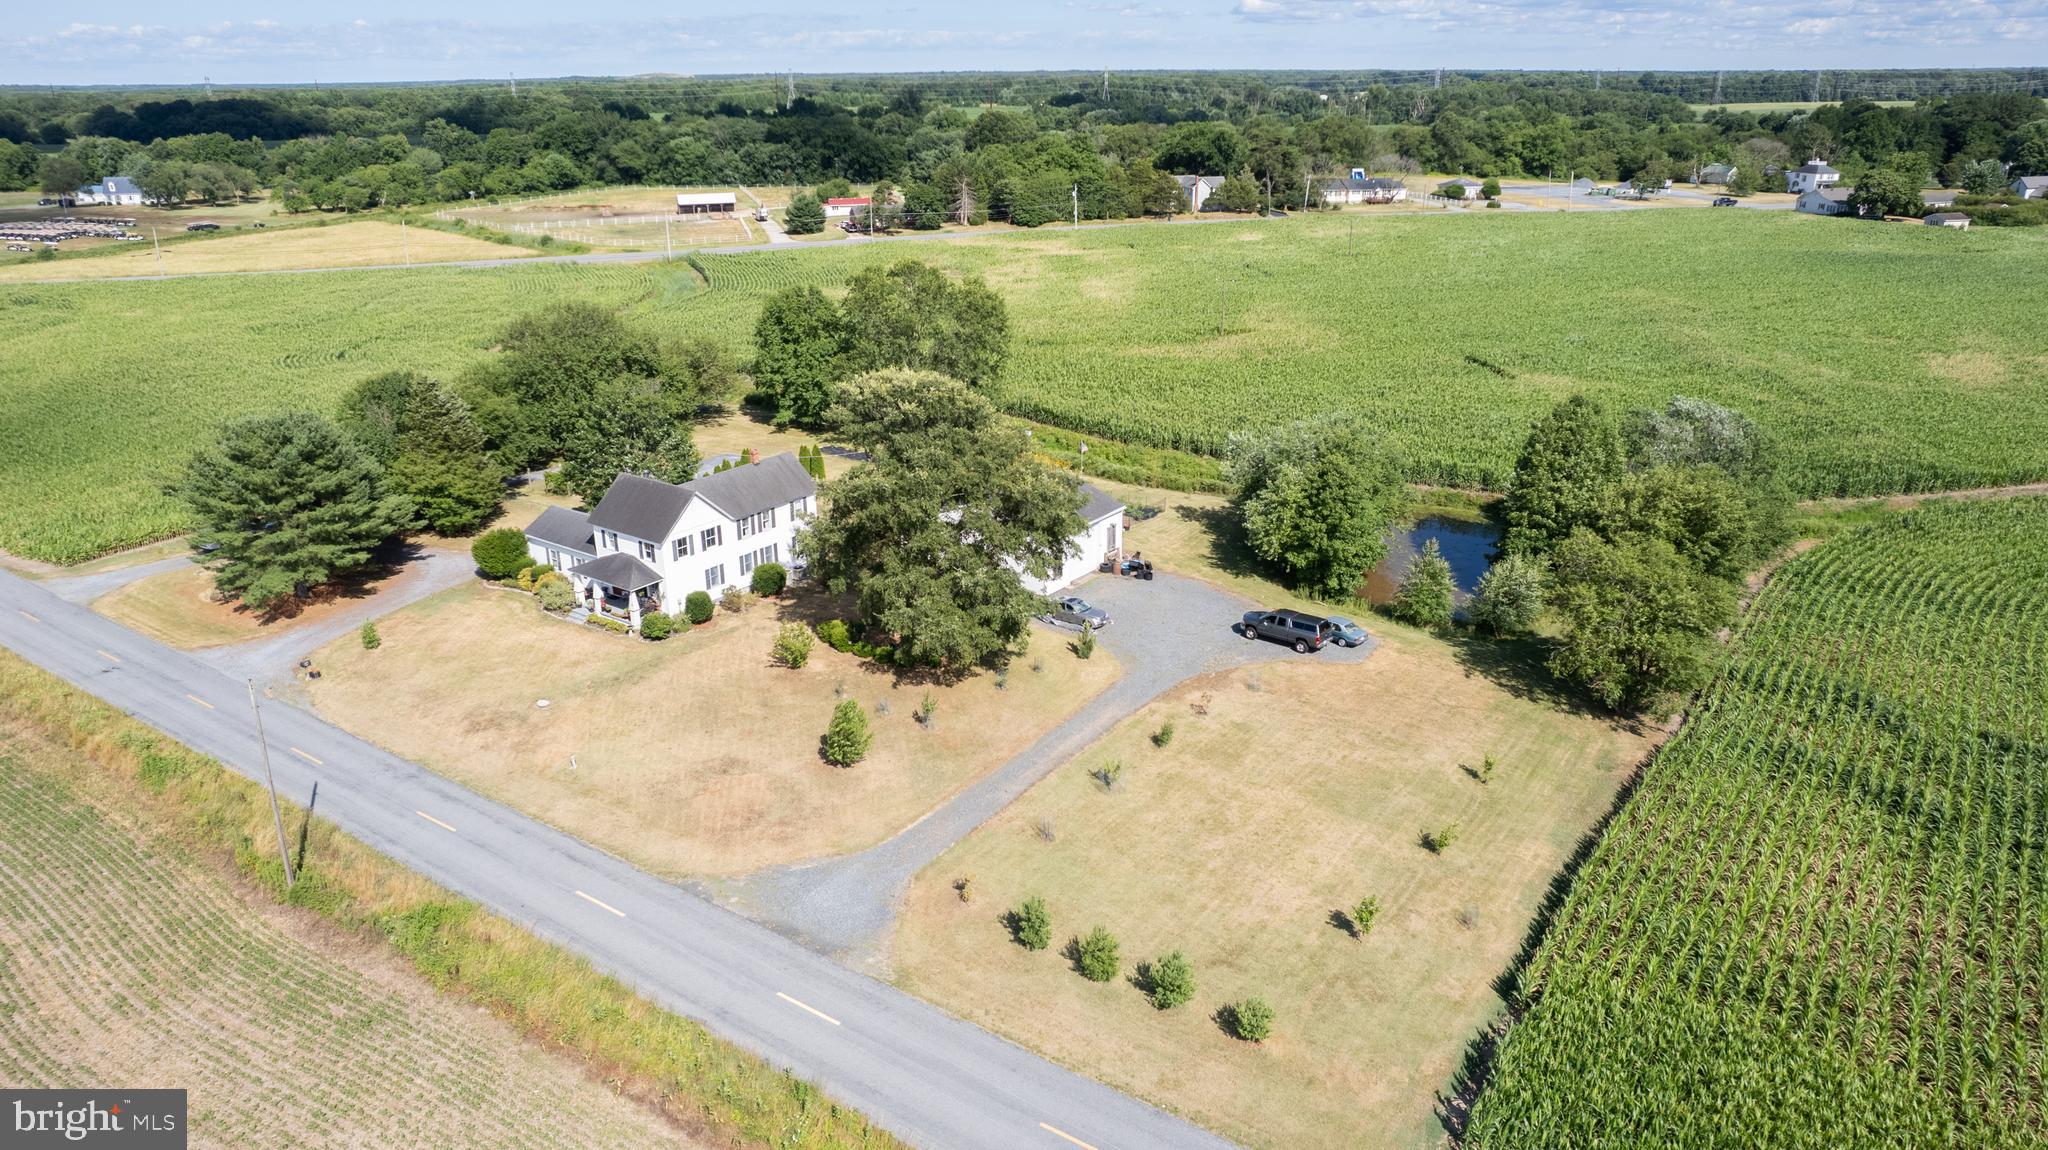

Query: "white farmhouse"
left=1785, top=158, right=1841, bottom=195
left=1173, top=174, right=1225, bottom=212
left=72, top=176, right=149, bottom=206
left=2013, top=175, right=2048, bottom=200
left=523, top=452, right=816, bottom=628
left=1796, top=187, right=1854, bottom=216
left=1320, top=170, right=1408, bottom=205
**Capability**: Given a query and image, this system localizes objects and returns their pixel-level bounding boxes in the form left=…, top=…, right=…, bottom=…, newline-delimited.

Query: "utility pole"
left=247, top=680, right=296, bottom=893
left=401, top=217, right=409, bottom=265
left=1072, top=183, right=1079, bottom=228
left=1218, top=280, right=1227, bottom=335
left=1301, top=166, right=1311, bottom=212
left=664, top=217, right=673, bottom=259
left=150, top=226, right=161, bottom=273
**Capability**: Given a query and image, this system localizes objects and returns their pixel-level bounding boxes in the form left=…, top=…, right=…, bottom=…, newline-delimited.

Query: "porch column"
left=628, top=590, right=642, bottom=632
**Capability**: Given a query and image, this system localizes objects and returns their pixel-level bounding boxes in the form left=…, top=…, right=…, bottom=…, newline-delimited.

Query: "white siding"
left=1017, top=511, right=1122, bottom=595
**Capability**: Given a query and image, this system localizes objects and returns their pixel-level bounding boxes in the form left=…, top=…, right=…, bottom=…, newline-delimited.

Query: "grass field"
left=1465, top=498, right=2048, bottom=1149
left=442, top=185, right=767, bottom=250
left=7, top=209, right=2048, bottom=562
left=304, top=584, right=1120, bottom=875
left=0, top=219, right=529, bottom=281
left=891, top=617, right=1657, bottom=1150
left=0, top=710, right=698, bottom=1146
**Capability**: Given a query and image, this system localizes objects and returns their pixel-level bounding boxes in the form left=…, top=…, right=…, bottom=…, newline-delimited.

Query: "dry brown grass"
left=0, top=220, right=527, bottom=281
left=0, top=705, right=700, bottom=1147
left=692, top=410, right=859, bottom=481
left=92, top=561, right=410, bottom=650
left=892, top=632, right=1655, bottom=1150
left=307, top=584, right=1119, bottom=875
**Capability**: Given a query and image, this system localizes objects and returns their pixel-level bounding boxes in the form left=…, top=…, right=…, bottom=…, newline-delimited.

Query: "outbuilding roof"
left=1795, top=159, right=1839, bottom=175
left=525, top=504, right=595, bottom=554
left=2016, top=175, right=2048, bottom=190
left=569, top=551, right=664, bottom=591
left=1077, top=483, right=1124, bottom=525
left=825, top=196, right=871, bottom=206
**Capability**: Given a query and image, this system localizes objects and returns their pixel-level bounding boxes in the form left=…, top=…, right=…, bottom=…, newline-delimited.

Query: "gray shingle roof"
left=1924, top=212, right=1970, bottom=224
left=1078, top=483, right=1124, bottom=524
left=524, top=505, right=594, bottom=553
left=1796, top=160, right=1839, bottom=175
left=1810, top=187, right=1853, bottom=202
left=2016, top=175, right=2048, bottom=189
left=587, top=452, right=817, bottom=541
left=587, top=473, right=694, bottom=541
left=675, top=451, right=816, bottom=520
left=569, top=551, right=664, bottom=591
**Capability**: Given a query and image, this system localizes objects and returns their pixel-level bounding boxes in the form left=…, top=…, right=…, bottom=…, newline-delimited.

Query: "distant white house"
left=1796, top=187, right=1855, bottom=216
left=72, top=176, right=149, bottom=206
left=1924, top=212, right=1971, bottom=230
left=1699, top=163, right=1737, bottom=185
left=1438, top=177, right=1486, bottom=200
left=1786, top=158, right=1841, bottom=195
left=1173, top=174, right=1225, bottom=212
left=524, top=452, right=817, bottom=628
left=1320, top=169, right=1407, bottom=205
left=2013, top=175, right=2048, bottom=200
left=676, top=192, right=736, bottom=217
left=823, top=196, right=870, bottom=218
left=1921, top=190, right=1959, bottom=209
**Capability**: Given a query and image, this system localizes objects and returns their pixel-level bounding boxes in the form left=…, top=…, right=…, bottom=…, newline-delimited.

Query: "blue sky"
left=8, top=1, right=2046, bottom=86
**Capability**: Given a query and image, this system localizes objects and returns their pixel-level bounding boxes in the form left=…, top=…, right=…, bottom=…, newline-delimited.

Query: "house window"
left=547, top=549, right=561, bottom=569
left=740, top=552, right=754, bottom=575
left=704, top=564, right=725, bottom=590
left=673, top=536, right=692, bottom=560
left=789, top=497, right=809, bottom=518
left=741, top=544, right=778, bottom=576
left=736, top=516, right=750, bottom=540
left=602, top=529, right=618, bottom=551
left=761, top=543, right=778, bottom=565
left=640, top=541, right=656, bottom=562
left=701, top=525, right=722, bottom=551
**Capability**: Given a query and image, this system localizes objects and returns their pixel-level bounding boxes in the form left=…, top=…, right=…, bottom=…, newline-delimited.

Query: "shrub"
left=817, top=618, right=853, bottom=651
left=1392, top=538, right=1457, bottom=630
left=1075, top=926, right=1120, bottom=983
left=772, top=622, right=814, bottom=668
left=1151, top=720, right=1175, bottom=748
left=1352, top=896, right=1380, bottom=938
left=537, top=576, right=576, bottom=613
left=1091, top=760, right=1123, bottom=791
left=1074, top=621, right=1096, bottom=660
left=359, top=621, right=381, bottom=650
left=1230, top=997, right=1275, bottom=1042
left=750, top=561, right=788, bottom=597
left=471, top=528, right=530, bottom=579
left=1469, top=553, right=1546, bottom=637
left=1478, top=753, right=1497, bottom=785
left=916, top=692, right=936, bottom=727
left=684, top=591, right=715, bottom=625
left=719, top=587, right=749, bottom=614
left=1146, top=950, right=1196, bottom=1010
left=822, top=700, right=872, bottom=766
left=639, top=612, right=674, bottom=641
left=1011, top=897, right=1051, bottom=950
left=1423, top=822, right=1461, bottom=854
left=588, top=616, right=628, bottom=634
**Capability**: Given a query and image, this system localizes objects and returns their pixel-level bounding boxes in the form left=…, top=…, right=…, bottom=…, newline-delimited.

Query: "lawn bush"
left=1352, top=896, right=1380, bottom=938
left=1230, top=997, right=1275, bottom=1042
left=638, top=612, right=674, bottom=641
left=1011, top=896, right=1051, bottom=951
left=536, top=574, right=576, bottom=612
left=817, top=618, right=853, bottom=651
left=772, top=622, right=814, bottom=668
left=587, top=616, right=628, bottom=635
left=683, top=590, right=715, bottom=624
left=1145, top=950, right=1196, bottom=1010
left=359, top=621, right=381, bottom=650
left=719, top=587, right=749, bottom=614
left=821, top=700, right=872, bottom=766
left=1075, top=926, right=1120, bottom=983
left=1074, top=621, right=1096, bottom=660
left=471, top=527, right=530, bottom=579
left=750, top=561, right=788, bottom=597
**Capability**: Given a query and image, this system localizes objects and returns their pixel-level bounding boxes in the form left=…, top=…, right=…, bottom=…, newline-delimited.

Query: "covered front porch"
left=567, top=552, right=664, bottom=632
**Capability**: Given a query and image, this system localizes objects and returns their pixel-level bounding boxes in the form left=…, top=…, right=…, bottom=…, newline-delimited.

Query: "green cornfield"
left=5, top=209, right=2047, bottom=562
left=1464, top=497, right=2048, bottom=1149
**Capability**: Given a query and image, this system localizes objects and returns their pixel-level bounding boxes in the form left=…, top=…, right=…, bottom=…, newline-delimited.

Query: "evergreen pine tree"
left=388, top=380, right=506, bottom=534
left=174, top=412, right=415, bottom=612
left=1392, top=538, right=1458, bottom=629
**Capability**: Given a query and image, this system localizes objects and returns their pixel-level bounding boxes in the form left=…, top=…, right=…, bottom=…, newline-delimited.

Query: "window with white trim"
left=673, top=535, right=692, bottom=560
left=639, top=540, right=656, bottom=562
left=703, top=564, right=725, bottom=590
left=788, top=497, right=809, bottom=518
left=700, top=525, right=722, bottom=551
left=602, top=529, right=618, bottom=551
left=546, top=548, right=561, bottom=569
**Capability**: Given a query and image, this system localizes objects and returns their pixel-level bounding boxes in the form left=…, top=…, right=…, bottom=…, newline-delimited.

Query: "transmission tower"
left=1434, top=67, right=1443, bottom=90
left=787, top=72, right=795, bottom=108
left=1812, top=70, right=1822, bottom=102
left=1712, top=71, right=1723, bottom=103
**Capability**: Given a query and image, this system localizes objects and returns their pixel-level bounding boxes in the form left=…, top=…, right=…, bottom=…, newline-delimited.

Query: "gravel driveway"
left=710, top=570, right=1376, bottom=971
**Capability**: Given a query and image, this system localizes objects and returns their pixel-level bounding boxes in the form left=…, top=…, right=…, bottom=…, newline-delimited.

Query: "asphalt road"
left=0, top=565, right=1242, bottom=1150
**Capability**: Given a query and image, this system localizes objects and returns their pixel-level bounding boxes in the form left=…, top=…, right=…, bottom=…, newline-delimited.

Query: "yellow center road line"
left=415, top=810, right=457, bottom=833
left=185, top=693, right=214, bottom=710
left=1038, top=1123, right=1102, bottom=1150
left=775, top=992, right=842, bottom=1026
left=289, top=747, right=323, bottom=766
left=95, top=649, right=121, bottom=663
left=17, top=610, right=38, bottom=622
left=573, top=890, right=626, bottom=918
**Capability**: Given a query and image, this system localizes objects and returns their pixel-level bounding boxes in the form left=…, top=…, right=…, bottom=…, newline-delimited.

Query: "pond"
left=1360, top=515, right=1503, bottom=606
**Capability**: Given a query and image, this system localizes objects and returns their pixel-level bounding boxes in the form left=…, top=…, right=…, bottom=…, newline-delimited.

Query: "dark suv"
left=1240, top=609, right=1338, bottom=653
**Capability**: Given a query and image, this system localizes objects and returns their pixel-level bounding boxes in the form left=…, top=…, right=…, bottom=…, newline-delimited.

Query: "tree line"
left=4, top=74, right=2041, bottom=219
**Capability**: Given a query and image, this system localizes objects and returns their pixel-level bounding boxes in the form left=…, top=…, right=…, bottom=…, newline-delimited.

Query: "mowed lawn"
left=0, top=711, right=697, bottom=1147
left=8, top=209, right=2048, bottom=562
left=0, top=219, right=529, bottom=282
left=306, top=584, right=1120, bottom=875
left=891, top=627, right=1656, bottom=1150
